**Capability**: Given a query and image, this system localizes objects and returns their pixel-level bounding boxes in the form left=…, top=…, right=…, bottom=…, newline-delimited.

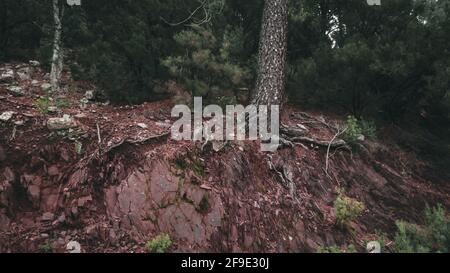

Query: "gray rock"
left=367, top=241, right=381, bottom=253
left=47, top=115, right=77, bottom=130
left=17, top=67, right=32, bottom=81
left=0, top=69, right=14, bottom=83
left=66, top=241, right=81, bottom=253
left=84, top=90, right=95, bottom=100
left=357, top=134, right=366, bottom=142
left=29, top=60, right=40, bottom=67
left=0, top=111, right=15, bottom=122
left=137, top=123, right=148, bottom=129
left=41, top=83, right=52, bottom=93
left=7, top=86, right=24, bottom=97
left=74, top=113, right=88, bottom=119
left=14, top=120, right=24, bottom=126
left=296, top=123, right=308, bottom=131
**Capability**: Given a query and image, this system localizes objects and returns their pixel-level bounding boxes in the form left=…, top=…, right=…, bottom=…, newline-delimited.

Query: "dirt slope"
left=0, top=62, right=449, bottom=253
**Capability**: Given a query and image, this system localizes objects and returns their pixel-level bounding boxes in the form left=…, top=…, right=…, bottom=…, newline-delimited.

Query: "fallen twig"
left=325, top=127, right=348, bottom=176
left=96, top=123, right=101, bottom=144
left=267, top=155, right=296, bottom=197
left=290, top=136, right=349, bottom=149
left=10, top=125, right=17, bottom=141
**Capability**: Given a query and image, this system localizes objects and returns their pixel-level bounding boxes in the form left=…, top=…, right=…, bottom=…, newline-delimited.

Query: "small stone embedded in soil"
left=357, top=134, right=366, bottom=142
left=0, top=111, right=15, bottom=122
left=47, top=115, right=77, bottom=130
left=137, top=123, right=148, bottom=129
left=14, top=120, right=24, bottom=126
left=0, top=69, right=14, bottom=83
left=84, top=90, right=95, bottom=100
left=7, top=86, right=24, bottom=97
left=41, top=83, right=51, bottom=92
left=29, top=60, right=40, bottom=67
left=74, top=113, right=88, bottom=119
left=66, top=241, right=81, bottom=253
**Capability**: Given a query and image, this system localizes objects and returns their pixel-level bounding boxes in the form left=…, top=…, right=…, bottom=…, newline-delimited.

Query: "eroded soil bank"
left=0, top=62, right=449, bottom=253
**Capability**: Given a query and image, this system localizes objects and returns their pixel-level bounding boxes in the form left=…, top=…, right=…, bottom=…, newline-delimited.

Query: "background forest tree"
left=0, top=0, right=449, bottom=169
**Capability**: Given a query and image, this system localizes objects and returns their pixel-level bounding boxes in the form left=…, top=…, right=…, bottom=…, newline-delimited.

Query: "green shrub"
left=344, top=116, right=377, bottom=144
left=146, top=234, right=172, bottom=253
left=35, top=96, right=51, bottom=114
left=343, top=116, right=363, bottom=144
left=359, top=118, right=377, bottom=139
left=394, top=204, right=449, bottom=253
left=334, top=189, right=365, bottom=228
left=55, top=98, right=71, bottom=108
left=35, top=93, right=71, bottom=114
left=39, top=242, right=53, bottom=253
left=162, top=26, right=252, bottom=105
left=425, top=205, right=450, bottom=252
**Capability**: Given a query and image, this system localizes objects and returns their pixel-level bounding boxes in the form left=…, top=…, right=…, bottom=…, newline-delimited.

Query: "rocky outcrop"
left=47, top=115, right=77, bottom=130
left=0, top=64, right=448, bottom=253
left=0, top=68, right=14, bottom=83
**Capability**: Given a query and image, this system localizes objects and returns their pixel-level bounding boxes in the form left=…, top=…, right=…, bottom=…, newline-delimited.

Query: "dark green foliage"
left=334, top=189, right=365, bottom=228
left=162, top=25, right=252, bottom=105
left=38, top=242, right=53, bottom=253
left=146, top=233, right=172, bottom=253
left=197, top=194, right=211, bottom=214
left=343, top=116, right=363, bottom=145
left=343, top=115, right=377, bottom=145
left=287, top=0, right=450, bottom=122
left=64, top=0, right=188, bottom=103
left=395, top=204, right=450, bottom=253
left=0, top=0, right=50, bottom=61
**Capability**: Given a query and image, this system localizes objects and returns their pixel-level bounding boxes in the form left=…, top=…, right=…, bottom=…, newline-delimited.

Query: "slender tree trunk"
left=252, top=0, right=289, bottom=108
left=50, top=0, right=64, bottom=93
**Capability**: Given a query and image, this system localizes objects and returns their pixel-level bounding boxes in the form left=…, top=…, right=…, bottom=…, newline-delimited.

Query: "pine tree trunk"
left=50, top=0, right=64, bottom=93
left=253, top=0, right=289, bottom=108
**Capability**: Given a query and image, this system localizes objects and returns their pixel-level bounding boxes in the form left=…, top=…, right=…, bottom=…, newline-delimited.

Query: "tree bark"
left=252, top=0, right=289, bottom=108
left=50, top=0, right=64, bottom=93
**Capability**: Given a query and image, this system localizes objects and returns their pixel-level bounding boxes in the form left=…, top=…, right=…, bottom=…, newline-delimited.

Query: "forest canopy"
left=1, top=0, right=449, bottom=156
